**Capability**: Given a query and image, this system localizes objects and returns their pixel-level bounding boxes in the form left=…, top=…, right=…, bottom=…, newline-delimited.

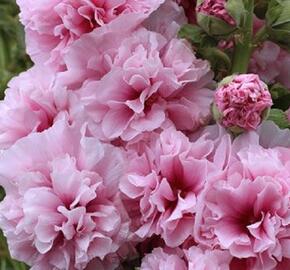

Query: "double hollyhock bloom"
left=140, top=246, right=232, bottom=269
left=120, top=126, right=230, bottom=247
left=214, top=74, right=273, bottom=131
left=0, top=119, right=129, bottom=269
left=57, top=0, right=213, bottom=142
left=79, top=28, right=213, bottom=141
left=0, top=67, right=61, bottom=149
left=250, top=41, right=290, bottom=89
left=17, top=0, right=165, bottom=66
left=0, top=66, right=83, bottom=150
left=53, top=1, right=214, bottom=142
left=195, top=123, right=290, bottom=269
left=184, top=246, right=232, bottom=269
left=140, top=248, right=187, bottom=270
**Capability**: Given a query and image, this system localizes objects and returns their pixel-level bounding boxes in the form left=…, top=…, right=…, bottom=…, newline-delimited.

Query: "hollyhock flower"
left=250, top=41, right=290, bottom=88
left=201, top=178, right=290, bottom=257
left=140, top=248, right=187, bottom=270
left=120, top=127, right=217, bottom=247
left=56, top=22, right=135, bottom=90
left=257, top=120, right=290, bottom=149
left=80, top=27, right=213, bottom=141
left=0, top=120, right=129, bottom=270
left=196, top=0, right=235, bottom=25
left=0, top=67, right=62, bottom=150
left=17, top=0, right=165, bottom=66
left=195, top=127, right=290, bottom=269
left=184, top=246, right=232, bottom=269
left=57, top=0, right=187, bottom=90
left=0, top=65, right=84, bottom=150
left=144, top=0, right=187, bottom=40
left=213, top=74, right=273, bottom=131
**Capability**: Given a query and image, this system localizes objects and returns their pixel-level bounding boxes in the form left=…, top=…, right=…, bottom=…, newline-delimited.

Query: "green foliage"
left=270, top=83, right=290, bottom=110
left=266, top=0, right=290, bottom=47
left=268, top=109, right=290, bottom=129
left=0, top=0, right=32, bottom=99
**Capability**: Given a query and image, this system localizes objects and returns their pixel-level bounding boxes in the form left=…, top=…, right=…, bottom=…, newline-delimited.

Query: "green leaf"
left=179, top=24, right=204, bottom=44
left=270, top=83, right=290, bottom=99
left=268, top=108, right=290, bottom=129
left=178, top=24, right=217, bottom=47
left=270, top=83, right=290, bottom=110
left=197, top=13, right=237, bottom=38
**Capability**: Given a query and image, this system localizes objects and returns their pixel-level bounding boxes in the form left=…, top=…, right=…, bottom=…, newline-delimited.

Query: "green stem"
left=231, top=0, right=255, bottom=74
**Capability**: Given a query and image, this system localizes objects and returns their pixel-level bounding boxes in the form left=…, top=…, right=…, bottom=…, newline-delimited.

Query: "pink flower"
left=195, top=129, right=290, bottom=269
left=0, top=120, right=129, bottom=270
left=0, top=66, right=84, bottom=150
left=0, top=67, right=60, bottom=149
left=250, top=41, right=290, bottom=89
left=140, top=247, right=187, bottom=270
left=184, top=246, right=232, bottom=270
left=17, top=0, right=165, bottom=66
left=79, top=27, right=213, bottom=141
left=196, top=0, right=235, bottom=25
left=144, top=0, right=187, bottom=39
left=57, top=0, right=187, bottom=90
left=120, top=127, right=216, bottom=247
left=203, top=178, right=289, bottom=256
left=214, top=74, right=273, bottom=131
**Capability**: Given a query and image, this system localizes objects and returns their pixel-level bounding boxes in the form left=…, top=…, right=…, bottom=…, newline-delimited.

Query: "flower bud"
left=213, top=74, right=273, bottom=132
left=196, top=0, right=237, bottom=38
left=266, top=0, right=290, bottom=47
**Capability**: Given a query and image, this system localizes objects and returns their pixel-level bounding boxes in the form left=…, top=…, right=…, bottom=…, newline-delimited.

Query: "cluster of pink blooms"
left=0, top=0, right=290, bottom=270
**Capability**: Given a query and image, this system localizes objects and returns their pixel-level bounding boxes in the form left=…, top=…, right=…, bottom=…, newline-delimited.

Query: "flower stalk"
left=231, top=0, right=255, bottom=74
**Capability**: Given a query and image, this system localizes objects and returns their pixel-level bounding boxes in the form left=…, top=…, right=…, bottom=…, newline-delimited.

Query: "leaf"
left=270, top=83, right=290, bottom=99
left=268, top=108, right=290, bottom=129
left=178, top=24, right=217, bottom=47
left=179, top=24, right=204, bottom=44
